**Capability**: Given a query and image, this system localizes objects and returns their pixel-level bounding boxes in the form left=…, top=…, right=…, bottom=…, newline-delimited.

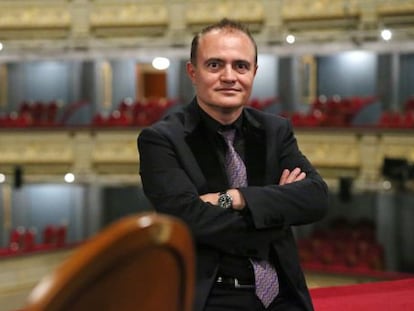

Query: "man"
left=138, top=18, right=329, bottom=311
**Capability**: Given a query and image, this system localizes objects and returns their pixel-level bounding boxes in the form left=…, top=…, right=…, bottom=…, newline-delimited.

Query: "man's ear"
left=186, top=61, right=196, bottom=83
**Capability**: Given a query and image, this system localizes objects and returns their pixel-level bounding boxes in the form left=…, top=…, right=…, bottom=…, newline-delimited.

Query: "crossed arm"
left=199, top=167, right=306, bottom=210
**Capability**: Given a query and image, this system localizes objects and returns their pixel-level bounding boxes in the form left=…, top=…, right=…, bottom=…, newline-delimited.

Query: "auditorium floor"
left=0, top=267, right=385, bottom=311
left=305, top=271, right=381, bottom=288
left=0, top=247, right=405, bottom=311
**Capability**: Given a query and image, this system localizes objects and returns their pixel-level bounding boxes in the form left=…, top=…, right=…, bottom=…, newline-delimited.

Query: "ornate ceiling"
left=0, top=0, right=414, bottom=60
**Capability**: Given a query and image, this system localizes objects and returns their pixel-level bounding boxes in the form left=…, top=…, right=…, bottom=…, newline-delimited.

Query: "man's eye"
left=207, top=62, right=220, bottom=69
left=235, top=62, right=250, bottom=72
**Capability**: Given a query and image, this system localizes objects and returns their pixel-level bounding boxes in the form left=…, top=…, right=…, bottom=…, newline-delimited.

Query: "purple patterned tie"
left=221, top=129, right=279, bottom=308
left=221, top=129, right=247, bottom=188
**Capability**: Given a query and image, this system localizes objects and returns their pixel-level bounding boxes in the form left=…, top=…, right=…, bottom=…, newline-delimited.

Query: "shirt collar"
left=196, top=105, right=244, bottom=134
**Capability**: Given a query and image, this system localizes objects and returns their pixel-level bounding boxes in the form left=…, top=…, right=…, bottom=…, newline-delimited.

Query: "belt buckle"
left=216, top=276, right=254, bottom=289
left=234, top=278, right=254, bottom=289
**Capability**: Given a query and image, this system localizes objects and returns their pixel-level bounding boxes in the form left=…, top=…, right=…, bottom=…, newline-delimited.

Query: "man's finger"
left=296, top=172, right=306, bottom=181
left=279, top=169, right=290, bottom=185
left=285, top=167, right=301, bottom=183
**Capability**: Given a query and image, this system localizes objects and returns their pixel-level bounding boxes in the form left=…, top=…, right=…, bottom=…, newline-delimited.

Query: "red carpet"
left=310, top=278, right=414, bottom=310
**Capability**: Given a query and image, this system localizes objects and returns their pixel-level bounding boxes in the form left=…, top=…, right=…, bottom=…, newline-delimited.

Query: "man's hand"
left=199, top=193, right=218, bottom=205
left=279, top=167, right=306, bottom=185
left=199, top=189, right=245, bottom=210
left=199, top=167, right=306, bottom=210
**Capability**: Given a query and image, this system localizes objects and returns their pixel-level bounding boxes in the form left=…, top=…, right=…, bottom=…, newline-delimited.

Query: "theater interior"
left=0, top=0, right=414, bottom=310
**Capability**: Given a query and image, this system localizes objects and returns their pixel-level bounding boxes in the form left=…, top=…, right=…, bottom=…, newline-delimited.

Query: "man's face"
left=186, top=28, right=257, bottom=116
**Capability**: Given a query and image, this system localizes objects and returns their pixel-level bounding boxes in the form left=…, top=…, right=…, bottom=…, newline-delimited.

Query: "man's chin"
left=201, top=97, right=246, bottom=110
left=215, top=97, right=245, bottom=108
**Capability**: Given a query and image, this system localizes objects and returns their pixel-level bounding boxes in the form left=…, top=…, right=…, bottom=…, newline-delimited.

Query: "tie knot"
left=220, top=129, right=236, bottom=145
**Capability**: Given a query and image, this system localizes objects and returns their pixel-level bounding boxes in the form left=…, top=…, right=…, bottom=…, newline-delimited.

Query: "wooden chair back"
left=24, top=212, right=194, bottom=311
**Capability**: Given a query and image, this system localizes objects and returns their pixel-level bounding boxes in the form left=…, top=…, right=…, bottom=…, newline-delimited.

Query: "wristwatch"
left=218, top=191, right=233, bottom=209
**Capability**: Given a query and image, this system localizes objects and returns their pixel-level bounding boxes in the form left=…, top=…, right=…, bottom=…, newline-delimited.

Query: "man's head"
left=190, top=18, right=258, bottom=66
left=187, top=18, right=258, bottom=124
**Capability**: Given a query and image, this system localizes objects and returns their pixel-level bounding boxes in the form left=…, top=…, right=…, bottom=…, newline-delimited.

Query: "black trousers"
left=203, top=285, right=306, bottom=311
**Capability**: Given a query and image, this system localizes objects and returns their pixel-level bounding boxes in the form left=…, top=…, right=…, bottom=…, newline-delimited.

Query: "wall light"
left=0, top=173, right=5, bottom=183
left=152, top=57, right=170, bottom=70
left=381, top=29, right=392, bottom=41
left=0, top=42, right=3, bottom=51
left=286, top=34, right=296, bottom=44
left=64, top=173, right=75, bottom=183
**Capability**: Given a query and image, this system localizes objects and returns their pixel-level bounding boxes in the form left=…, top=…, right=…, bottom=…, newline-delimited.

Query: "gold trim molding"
left=0, top=128, right=413, bottom=188
left=90, top=4, right=168, bottom=27
left=0, top=0, right=413, bottom=51
left=0, top=7, right=70, bottom=28
left=185, top=0, right=264, bottom=26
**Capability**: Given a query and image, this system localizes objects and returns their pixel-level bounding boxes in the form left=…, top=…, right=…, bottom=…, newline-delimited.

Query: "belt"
left=215, top=276, right=255, bottom=289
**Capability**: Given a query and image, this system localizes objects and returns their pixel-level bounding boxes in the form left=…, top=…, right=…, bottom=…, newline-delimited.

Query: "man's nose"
left=220, top=65, right=236, bottom=81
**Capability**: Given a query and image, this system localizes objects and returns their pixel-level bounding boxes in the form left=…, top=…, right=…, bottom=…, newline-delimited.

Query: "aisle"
left=310, top=278, right=414, bottom=310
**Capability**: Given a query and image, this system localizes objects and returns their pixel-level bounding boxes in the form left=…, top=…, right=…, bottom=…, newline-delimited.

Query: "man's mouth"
left=216, top=88, right=239, bottom=93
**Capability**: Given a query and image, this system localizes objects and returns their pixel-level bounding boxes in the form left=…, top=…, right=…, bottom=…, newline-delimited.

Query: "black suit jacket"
left=137, top=99, right=329, bottom=311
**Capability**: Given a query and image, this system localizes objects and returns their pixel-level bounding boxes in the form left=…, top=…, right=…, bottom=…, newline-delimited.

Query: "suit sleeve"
left=138, top=126, right=281, bottom=258
left=239, top=119, right=329, bottom=230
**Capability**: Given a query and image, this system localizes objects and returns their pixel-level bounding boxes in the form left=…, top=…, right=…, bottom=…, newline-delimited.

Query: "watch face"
left=219, top=192, right=233, bottom=209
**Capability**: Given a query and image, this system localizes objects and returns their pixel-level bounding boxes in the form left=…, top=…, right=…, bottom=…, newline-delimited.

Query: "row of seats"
left=91, top=97, right=279, bottom=127
left=288, top=95, right=379, bottom=127
left=0, top=225, right=68, bottom=257
left=0, top=97, right=277, bottom=128
left=377, top=111, right=414, bottom=128
left=1, top=96, right=414, bottom=129
left=290, top=110, right=414, bottom=128
left=298, top=218, right=385, bottom=273
left=289, top=95, right=414, bottom=128
left=0, top=101, right=60, bottom=128
left=92, top=98, right=179, bottom=127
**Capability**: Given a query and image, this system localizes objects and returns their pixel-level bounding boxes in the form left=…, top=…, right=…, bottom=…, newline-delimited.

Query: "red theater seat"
left=55, top=226, right=67, bottom=247
left=9, top=227, right=26, bottom=251
left=24, top=229, right=37, bottom=251
left=43, top=225, right=57, bottom=245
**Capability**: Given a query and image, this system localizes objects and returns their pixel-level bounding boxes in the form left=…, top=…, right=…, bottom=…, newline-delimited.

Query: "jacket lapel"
left=245, top=123, right=267, bottom=186
left=183, top=100, right=228, bottom=193
left=186, top=127, right=228, bottom=193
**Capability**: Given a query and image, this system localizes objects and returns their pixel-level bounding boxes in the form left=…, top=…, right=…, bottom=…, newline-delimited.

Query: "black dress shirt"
left=197, top=106, right=255, bottom=282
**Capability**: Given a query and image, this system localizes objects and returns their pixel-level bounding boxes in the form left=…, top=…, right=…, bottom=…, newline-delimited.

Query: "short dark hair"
left=190, top=18, right=258, bottom=66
